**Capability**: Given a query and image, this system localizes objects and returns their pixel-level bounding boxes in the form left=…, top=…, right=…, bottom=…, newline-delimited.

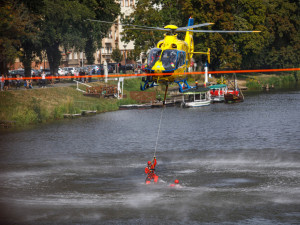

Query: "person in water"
left=170, top=179, right=180, bottom=187
left=145, top=156, right=158, bottom=184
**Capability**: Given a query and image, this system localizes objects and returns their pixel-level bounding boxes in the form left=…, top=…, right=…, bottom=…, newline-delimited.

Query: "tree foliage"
left=0, top=0, right=33, bottom=74
left=111, top=48, right=123, bottom=63
left=0, top=0, right=298, bottom=73
left=123, top=0, right=299, bottom=70
left=18, top=0, right=43, bottom=77
left=260, top=0, right=300, bottom=68
left=0, top=0, right=120, bottom=74
left=181, top=0, right=269, bottom=70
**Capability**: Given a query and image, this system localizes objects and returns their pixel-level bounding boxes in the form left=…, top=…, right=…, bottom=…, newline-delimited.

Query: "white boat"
left=182, top=87, right=211, bottom=107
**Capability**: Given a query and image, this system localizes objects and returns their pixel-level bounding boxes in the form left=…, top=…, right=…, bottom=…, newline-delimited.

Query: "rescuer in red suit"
left=145, top=157, right=158, bottom=184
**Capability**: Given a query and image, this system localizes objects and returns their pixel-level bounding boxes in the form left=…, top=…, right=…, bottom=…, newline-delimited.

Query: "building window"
left=69, top=53, right=72, bottom=60
left=125, top=0, right=128, bottom=7
left=130, top=0, right=133, bottom=6
left=74, top=52, right=78, bottom=60
left=120, top=0, right=123, bottom=7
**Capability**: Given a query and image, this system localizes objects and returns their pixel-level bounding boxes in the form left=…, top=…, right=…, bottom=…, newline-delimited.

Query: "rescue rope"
left=153, top=106, right=165, bottom=158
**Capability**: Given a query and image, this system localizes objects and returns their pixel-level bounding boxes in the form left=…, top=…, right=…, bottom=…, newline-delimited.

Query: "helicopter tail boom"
left=184, top=18, right=195, bottom=66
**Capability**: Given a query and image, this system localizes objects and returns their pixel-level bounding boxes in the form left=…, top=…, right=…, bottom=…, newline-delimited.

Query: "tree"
left=19, top=0, right=43, bottom=77
left=111, top=48, right=123, bottom=63
left=83, top=0, right=120, bottom=65
left=260, top=0, right=299, bottom=69
left=40, top=0, right=92, bottom=74
left=38, top=0, right=120, bottom=74
left=0, top=1, right=32, bottom=74
left=181, top=0, right=268, bottom=70
left=124, top=0, right=299, bottom=70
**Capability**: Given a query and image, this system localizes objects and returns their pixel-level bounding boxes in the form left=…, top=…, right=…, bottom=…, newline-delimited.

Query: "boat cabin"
left=182, top=87, right=211, bottom=107
left=208, top=84, right=227, bottom=102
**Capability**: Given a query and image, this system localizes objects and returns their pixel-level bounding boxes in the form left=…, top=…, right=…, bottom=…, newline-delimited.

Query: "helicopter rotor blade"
left=85, top=19, right=261, bottom=33
left=188, top=30, right=261, bottom=33
left=86, top=19, right=168, bottom=31
left=126, top=28, right=169, bottom=31
left=177, top=23, right=214, bottom=31
left=85, top=19, right=116, bottom=24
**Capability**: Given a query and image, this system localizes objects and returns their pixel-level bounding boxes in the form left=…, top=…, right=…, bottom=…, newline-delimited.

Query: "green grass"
left=245, top=73, right=299, bottom=90
left=1, top=72, right=298, bottom=127
left=0, top=86, right=120, bottom=127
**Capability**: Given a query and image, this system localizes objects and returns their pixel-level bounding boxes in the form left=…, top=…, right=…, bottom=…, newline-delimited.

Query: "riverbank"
left=244, top=72, right=299, bottom=90
left=1, top=72, right=299, bottom=128
left=0, top=84, right=135, bottom=128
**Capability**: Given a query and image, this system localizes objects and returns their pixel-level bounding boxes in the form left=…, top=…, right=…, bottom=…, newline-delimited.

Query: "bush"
left=246, top=78, right=261, bottom=90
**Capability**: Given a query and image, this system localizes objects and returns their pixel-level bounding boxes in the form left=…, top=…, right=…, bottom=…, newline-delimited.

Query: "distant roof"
left=208, top=84, right=227, bottom=89
left=183, top=87, right=210, bottom=94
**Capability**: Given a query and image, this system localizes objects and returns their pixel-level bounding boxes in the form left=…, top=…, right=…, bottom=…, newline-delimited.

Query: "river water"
left=0, top=90, right=299, bottom=224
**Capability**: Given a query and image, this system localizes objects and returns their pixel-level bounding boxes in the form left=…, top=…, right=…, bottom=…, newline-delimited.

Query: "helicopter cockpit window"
left=161, top=50, right=178, bottom=71
left=147, top=48, right=162, bottom=68
left=176, top=52, right=186, bottom=68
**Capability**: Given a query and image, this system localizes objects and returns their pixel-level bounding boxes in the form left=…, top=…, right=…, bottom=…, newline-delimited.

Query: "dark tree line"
left=1, top=0, right=298, bottom=75
left=122, top=0, right=299, bottom=70
left=0, top=0, right=120, bottom=76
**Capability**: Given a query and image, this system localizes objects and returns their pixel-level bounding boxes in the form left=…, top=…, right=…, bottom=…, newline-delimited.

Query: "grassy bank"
left=0, top=85, right=135, bottom=127
left=245, top=72, right=300, bottom=90
left=1, top=72, right=299, bottom=128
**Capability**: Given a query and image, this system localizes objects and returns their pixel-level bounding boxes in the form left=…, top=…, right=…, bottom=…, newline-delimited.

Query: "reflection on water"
left=0, top=90, right=300, bottom=224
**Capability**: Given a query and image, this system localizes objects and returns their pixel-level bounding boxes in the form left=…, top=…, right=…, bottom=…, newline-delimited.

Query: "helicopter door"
left=176, top=51, right=186, bottom=68
left=147, top=48, right=162, bottom=69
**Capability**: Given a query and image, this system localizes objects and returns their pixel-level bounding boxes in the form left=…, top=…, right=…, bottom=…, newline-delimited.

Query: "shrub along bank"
left=246, top=72, right=299, bottom=90
left=0, top=85, right=136, bottom=127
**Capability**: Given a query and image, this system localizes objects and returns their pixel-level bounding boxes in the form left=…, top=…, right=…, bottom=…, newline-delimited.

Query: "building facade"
left=61, top=0, right=136, bottom=66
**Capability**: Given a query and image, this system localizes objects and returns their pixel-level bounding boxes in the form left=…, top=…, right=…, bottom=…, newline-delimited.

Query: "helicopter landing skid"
left=140, top=80, right=158, bottom=91
left=174, top=79, right=194, bottom=93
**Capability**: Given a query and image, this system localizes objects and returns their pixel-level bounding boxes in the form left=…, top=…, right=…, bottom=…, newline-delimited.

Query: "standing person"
left=8, top=74, right=12, bottom=89
left=16, top=75, right=21, bottom=89
left=0, top=74, right=4, bottom=91
left=145, top=156, right=158, bottom=184
left=190, top=61, right=194, bottom=72
left=4, top=75, right=9, bottom=91
left=194, top=62, right=197, bottom=71
left=96, top=68, right=100, bottom=81
left=80, top=70, right=84, bottom=83
left=41, top=71, right=46, bottom=88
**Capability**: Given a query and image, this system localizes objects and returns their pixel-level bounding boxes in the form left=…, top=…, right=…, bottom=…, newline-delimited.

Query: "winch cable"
left=153, top=105, right=166, bottom=158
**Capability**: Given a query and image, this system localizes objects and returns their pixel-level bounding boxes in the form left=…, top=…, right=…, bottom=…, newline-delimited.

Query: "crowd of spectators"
left=1, top=64, right=145, bottom=91
left=0, top=72, right=47, bottom=91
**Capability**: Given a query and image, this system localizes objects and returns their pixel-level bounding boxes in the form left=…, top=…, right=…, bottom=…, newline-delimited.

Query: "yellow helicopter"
left=141, top=18, right=211, bottom=94
left=87, top=18, right=260, bottom=103
left=139, top=17, right=260, bottom=99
